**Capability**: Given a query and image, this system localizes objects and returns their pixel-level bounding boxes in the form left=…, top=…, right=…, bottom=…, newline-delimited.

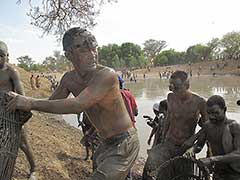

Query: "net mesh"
left=156, top=156, right=210, bottom=180
left=0, top=91, right=32, bottom=180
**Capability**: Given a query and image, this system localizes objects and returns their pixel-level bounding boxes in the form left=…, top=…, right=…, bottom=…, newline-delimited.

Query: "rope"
left=0, top=91, right=32, bottom=180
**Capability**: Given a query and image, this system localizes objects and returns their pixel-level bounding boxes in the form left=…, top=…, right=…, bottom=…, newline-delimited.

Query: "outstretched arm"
left=7, top=70, right=117, bottom=114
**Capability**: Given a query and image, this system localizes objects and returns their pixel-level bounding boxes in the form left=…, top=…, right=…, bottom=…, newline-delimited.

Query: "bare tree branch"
left=17, top=0, right=117, bottom=40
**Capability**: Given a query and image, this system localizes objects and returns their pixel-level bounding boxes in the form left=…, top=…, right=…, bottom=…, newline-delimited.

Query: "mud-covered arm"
left=181, top=127, right=206, bottom=152
left=211, top=122, right=240, bottom=163
left=198, top=97, right=208, bottom=127
left=162, top=94, right=171, bottom=140
left=11, top=68, right=25, bottom=95
left=7, top=70, right=117, bottom=114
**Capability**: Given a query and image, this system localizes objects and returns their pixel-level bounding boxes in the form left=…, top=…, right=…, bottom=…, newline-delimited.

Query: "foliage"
left=185, top=44, right=210, bottom=63
left=220, top=31, right=240, bottom=59
left=143, top=39, right=167, bottom=64
left=17, top=55, right=35, bottom=71
left=154, top=49, right=185, bottom=66
left=17, top=0, right=117, bottom=39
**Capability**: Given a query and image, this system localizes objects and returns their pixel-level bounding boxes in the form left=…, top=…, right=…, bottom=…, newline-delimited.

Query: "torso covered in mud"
left=166, top=92, right=206, bottom=145
left=56, top=65, right=132, bottom=138
left=0, top=64, right=15, bottom=92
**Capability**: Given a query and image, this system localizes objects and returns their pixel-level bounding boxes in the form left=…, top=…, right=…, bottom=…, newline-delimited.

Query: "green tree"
left=185, top=44, right=210, bottom=63
left=120, top=42, right=143, bottom=68
left=207, top=38, right=221, bottom=60
left=154, top=55, right=168, bottom=66
left=17, top=55, right=35, bottom=71
left=143, top=39, right=167, bottom=65
left=220, top=31, right=240, bottom=59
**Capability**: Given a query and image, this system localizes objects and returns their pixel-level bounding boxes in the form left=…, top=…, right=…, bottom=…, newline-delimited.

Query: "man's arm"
left=198, top=97, right=208, bottom=126
left=210, top=122, right=240, bottom=163
left=11, top=68, right=25, bottom=95
left=162, top=94, right=171, bottom=141
left=7, top=69, right=117, bottom=114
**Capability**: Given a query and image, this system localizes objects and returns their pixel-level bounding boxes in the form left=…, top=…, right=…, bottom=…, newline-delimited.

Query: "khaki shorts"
left=90, top=127, right=140, bottom=180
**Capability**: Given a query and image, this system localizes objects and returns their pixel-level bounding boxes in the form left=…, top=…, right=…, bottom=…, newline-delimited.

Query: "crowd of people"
left=1, top=27, right=240, bottom=180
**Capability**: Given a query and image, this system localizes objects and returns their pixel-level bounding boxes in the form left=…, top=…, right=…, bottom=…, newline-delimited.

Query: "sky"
left=1, top=0, right=240, bottom=64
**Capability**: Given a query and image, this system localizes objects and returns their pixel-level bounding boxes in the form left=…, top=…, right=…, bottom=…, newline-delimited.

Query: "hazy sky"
left=1, top=0, right=240, bottom=64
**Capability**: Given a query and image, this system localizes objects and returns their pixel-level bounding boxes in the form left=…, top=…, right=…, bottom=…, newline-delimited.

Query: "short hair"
left=62, top=27, right=98, bottom=51
left=159, top=99, right=167, bottom=111
left=170, top=71, right=188, bottom=82
left=207, top=95, right=226, bottom=109
left=0, top=40, right=8, bottom=55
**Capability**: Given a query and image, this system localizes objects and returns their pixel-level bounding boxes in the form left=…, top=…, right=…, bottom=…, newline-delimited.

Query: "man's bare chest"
left=0, top=71, right=12, bottom=88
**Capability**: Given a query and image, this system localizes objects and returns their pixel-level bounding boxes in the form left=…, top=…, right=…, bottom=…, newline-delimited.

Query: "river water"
left=63, top=75, right=240, bottom=158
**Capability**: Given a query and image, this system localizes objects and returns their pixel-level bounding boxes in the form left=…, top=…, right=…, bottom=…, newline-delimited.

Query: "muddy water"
left=63, top=75, right=240, bottom=158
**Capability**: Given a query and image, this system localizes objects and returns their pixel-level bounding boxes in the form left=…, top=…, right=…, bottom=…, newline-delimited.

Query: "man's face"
left=169, top=78, right=187, bottom=93
left=207, top=104, right=226, bottom=124
left=0, top=50, right=7, bottom=69
left=64, top=46, right=97, bottom=73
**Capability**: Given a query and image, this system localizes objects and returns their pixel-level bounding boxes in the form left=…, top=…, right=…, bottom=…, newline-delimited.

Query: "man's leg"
left=19, top=129, right=36, bottom=174
left=92, top=129, right=139, bottom=180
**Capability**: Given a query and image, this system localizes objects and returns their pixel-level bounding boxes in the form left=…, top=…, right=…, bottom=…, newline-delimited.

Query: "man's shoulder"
left=228, top=119, right=240, bottom=134
left=97, top=65, right=115, bottom=75
left=6, top=64, right=19, bottom=75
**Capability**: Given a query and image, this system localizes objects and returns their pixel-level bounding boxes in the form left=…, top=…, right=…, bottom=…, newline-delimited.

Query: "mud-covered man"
left=191, top=95, right=240, bottom=180
left=142, top=70, right=207, bottom=179
left=6, top=28, right=140, bottom=180
left=0, top=41, right=36, bottom=179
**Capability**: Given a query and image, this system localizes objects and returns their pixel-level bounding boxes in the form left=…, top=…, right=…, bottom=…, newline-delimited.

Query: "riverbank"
left=133, top=59, right=240, bottom=79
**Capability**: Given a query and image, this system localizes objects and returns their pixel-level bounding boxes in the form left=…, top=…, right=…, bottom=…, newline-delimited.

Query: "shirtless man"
left=6, top=28, right=140, bottom=180
left=188, top=95, right=240, bottom=180
left=0, top=41, right=36, bottom=179
left=142, top=70, right=207, bottom=180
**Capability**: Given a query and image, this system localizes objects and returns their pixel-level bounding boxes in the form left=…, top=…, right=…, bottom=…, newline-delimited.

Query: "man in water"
left=0, top=41, right=36, bottom=179
left=7, top=28, right=140, bottom=180
left=142, top=70, right=207, bottom=179
left=188, top=95, right=240, bottom=180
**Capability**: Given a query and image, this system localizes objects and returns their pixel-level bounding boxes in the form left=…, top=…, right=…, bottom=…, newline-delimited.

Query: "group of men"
left=1, top=27, right=240, bottom=180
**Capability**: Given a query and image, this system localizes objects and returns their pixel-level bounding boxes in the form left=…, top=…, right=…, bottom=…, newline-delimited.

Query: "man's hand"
left=6, top=91, right=32, bottom=112
left=183, top=147, right=195, bottom=158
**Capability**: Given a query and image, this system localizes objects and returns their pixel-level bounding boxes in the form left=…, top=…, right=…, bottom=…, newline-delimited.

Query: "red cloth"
left=121, top=89, right=137, bottom=127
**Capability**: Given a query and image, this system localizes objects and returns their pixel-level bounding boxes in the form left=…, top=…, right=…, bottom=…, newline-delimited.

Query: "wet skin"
left=163, top=77, right=207, bottom=145
left=195, top=105, right=240, bottom=167
left=7, top=47, right=132, bottom=138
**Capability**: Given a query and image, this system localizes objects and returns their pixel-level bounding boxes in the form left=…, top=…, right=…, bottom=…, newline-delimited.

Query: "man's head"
left=0, top=41, right=9, bottom=69
left=62, top=27, right=98, bottom=73
left=206, top=95, right=226, bottom=124
left=169, top=71, right=189, bottom=92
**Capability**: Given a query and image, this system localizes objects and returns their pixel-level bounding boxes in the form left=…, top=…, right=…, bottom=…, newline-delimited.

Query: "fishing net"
left=0, top=91, right=32, bottom=180
left=156, top=156, right=210, bottom=180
